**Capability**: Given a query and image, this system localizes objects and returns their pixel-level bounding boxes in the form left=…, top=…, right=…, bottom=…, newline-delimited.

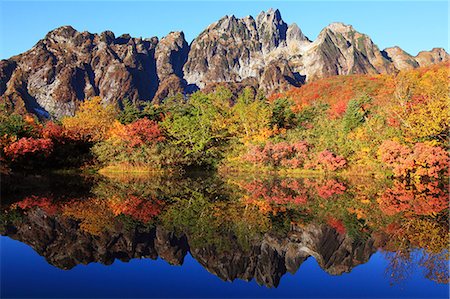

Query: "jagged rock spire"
left=256, top=8, right=288, bottom=53
left=1, top=10, right=448, bottom=118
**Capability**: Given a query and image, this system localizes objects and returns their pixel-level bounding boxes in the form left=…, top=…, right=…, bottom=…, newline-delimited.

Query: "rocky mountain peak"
left=382, top=46, right=418, bottom=70
left=45, top=25, right=78, bottom=40
left=153, top=31, right=189, bottom=103
left=315, top=22, right=361, bottom=47
left=286, top=23, right=310, bottom=48
left=155, top=31, right=189, bottom=80
left=324, top=22, right=354, bottom=34
left=99, top=30, right=116, bottom=44
left=415, top=47, right=449, bottom=67
left=1, top=9, right=448, bottom=118
left=256, top=8, right=288, bottom=53
left=382, top=46, right=449, bottom=70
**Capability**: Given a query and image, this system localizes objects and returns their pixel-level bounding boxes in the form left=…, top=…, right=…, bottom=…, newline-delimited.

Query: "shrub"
left=93, top=118, right=165, bottom=169
left=109, top=118, right=164, bottom=147
left=313, top=150, right=347, bottom=171
left=243, top=141, right=311, bottom=168
left=4, top=137, right=53, bottom=160
left=378, top=140, right=448, bottom=179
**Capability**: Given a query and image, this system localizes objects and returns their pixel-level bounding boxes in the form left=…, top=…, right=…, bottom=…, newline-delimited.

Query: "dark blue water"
left=1, top=237, right=448, bottom=298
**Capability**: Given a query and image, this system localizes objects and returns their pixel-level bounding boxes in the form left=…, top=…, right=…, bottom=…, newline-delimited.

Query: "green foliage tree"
left=161, top=91, right=230, bottom=167
left=141, top=102, right=164, bottom=122
left=228, top=89, right=272, bottom=143
left=342, top=94, right=372, bottom=134
left=0, top=104, right=37, bottom=138
left=118, top=98, right=140, bottom=124
left=270, top=98, right=296, bottom=129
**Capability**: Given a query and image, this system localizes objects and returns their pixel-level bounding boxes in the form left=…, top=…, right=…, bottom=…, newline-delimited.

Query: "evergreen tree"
left=118, top=98, right=140, bottom=124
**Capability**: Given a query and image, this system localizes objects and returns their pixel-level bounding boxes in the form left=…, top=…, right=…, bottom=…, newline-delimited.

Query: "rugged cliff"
left=0, top=8, right=447, bottom=118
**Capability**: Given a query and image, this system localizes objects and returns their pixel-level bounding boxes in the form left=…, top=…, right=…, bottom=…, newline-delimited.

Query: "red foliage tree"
left=109, top=118, right=164, bottom=147
left=124, top=118, right=164, bottom=147
left=4, top=137, right=53, bottom=160
left=41, top=121, right=64, bottom=140
left=378, top=140, right=448, bottom=179
left=243, top=141, right=311, bottom=168
left=313, top=150, right=347, bottom=171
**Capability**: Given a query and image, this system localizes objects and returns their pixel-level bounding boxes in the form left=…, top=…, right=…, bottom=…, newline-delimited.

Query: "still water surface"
left=1, top=173, right=448, bottom=298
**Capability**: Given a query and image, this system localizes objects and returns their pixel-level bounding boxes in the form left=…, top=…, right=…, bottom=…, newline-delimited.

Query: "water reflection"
left=1, top=173, right=448, bottom=288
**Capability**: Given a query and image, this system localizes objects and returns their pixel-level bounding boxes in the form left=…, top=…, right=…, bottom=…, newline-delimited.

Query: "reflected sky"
left=1, top=237, right=448, bottom=298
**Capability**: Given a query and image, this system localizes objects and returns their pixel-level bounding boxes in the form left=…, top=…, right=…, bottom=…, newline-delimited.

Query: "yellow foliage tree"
left=62, top=96, right=117, bottom=142
left=228, top=90, right=273, bottom=143
left=392, top=66, right=450, bottom=143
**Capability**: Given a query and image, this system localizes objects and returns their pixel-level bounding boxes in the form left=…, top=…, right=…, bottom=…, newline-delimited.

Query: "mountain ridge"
left=1, top=8, right=448, bottom=118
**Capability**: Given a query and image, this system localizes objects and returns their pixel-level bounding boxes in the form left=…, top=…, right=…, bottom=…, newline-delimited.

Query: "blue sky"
left=0, top=1, right=448, bottom=59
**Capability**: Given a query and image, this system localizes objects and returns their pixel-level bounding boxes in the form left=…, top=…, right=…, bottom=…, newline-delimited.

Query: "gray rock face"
left=0, top=26, right=183, bottom=118
left=1, top=207, right=375, bottom=287
left=182, top=9, right=307, bottom=90
left=256, top=8, right=288, bottom=53
left=183, top=14, right=262, bottom=88
left=155, top=31, right=189, bottom=81
left=286, top=23, right=309, bottom=46
left=0, top=9, right=448, bottom=118
left=382, top=46, right=419, bottom=70
left=381, top=46, right=450, bottom=70
left=153, top=31, right=189, bottom=103
left=299, top=22, right=394, bottom=81
left=413, top=47, right=449, bottom=67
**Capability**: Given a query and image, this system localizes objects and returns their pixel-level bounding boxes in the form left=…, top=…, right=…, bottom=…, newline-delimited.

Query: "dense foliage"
left=1, top=63, right=448, bottom=182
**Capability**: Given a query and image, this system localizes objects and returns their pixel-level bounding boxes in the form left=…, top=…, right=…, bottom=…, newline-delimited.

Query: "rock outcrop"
left=414, top=48, right=449, bottom=67
left=382, top=46, right=419, bottom=70
left=382, top=46, right=448, bottom=70
left=300, top=22, right=393, bottom=80
left=0, top=9, right=448, bottom=118
left=0, top=27, right=181, bottom=117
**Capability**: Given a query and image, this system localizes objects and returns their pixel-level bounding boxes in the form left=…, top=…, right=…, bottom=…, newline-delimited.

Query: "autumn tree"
left=62, top=96, right=116, bottom=142
left=378, top=140, right=448, bottom=180
left=391, top=65, right=449, bottom=142
left=92, top=118, right=165, bottom=169
left=161, top=91, right=230, bottom=167
left=228, top=88, right=272, bottom=143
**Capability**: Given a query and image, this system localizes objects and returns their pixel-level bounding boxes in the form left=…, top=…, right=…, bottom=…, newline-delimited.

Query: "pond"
left=1, top=173, right=448, bottom=298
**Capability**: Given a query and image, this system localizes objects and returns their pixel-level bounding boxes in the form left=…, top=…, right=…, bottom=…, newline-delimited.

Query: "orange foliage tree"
left=378, top=140, right=448, bottom=180
left=390, top=63, right=449, bottom=142
left=3, top=137, right=53, bottom=160
left=61, top=96, right=116, bottom=142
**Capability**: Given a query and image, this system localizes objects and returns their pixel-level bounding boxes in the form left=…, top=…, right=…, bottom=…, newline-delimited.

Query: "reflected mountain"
left=1, top=173, right=448, bottom=287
